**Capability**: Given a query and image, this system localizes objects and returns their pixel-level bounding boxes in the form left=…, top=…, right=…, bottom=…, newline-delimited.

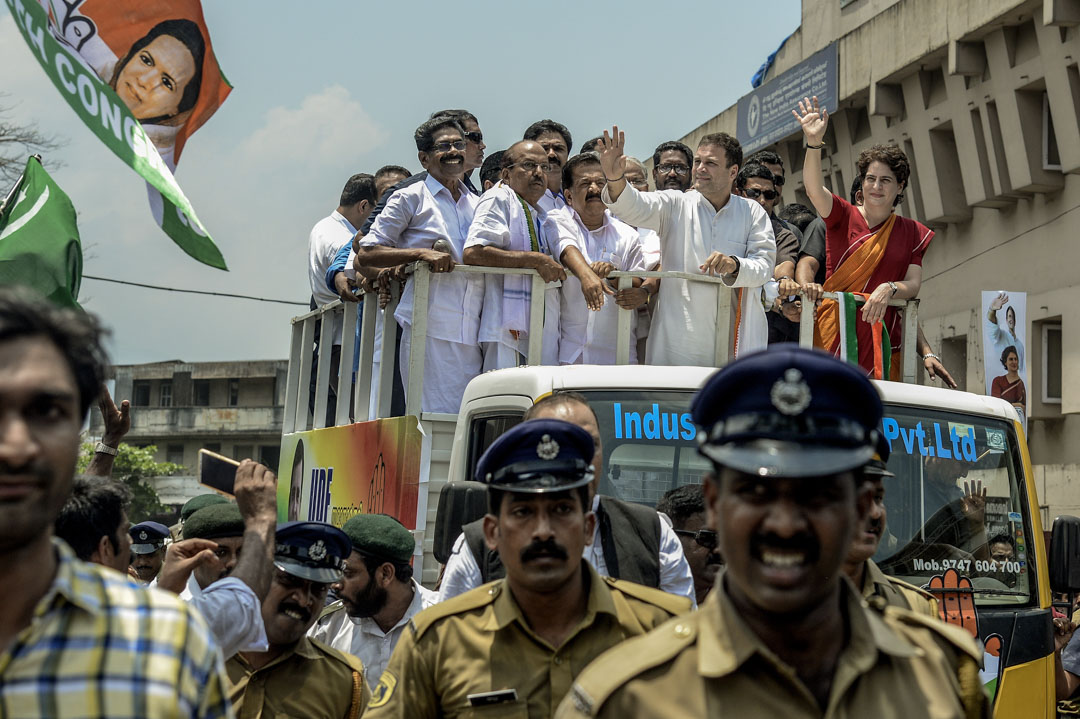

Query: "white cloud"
left=240, top=85, right=386, bottom=166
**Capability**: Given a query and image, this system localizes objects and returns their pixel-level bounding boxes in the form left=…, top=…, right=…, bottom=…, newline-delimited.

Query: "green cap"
left=181, top=493, right=230, bottom=522
left=341, top=514, right=415, bottom=565
left=183, top=503, right=244, bottom=540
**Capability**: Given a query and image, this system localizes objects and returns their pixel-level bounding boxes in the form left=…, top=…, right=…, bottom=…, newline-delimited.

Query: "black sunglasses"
left=464, top=131, right=484, bottom=144
left=743, top=187, right=779, bottom=201
left=674, top=528, right=718, bottom=550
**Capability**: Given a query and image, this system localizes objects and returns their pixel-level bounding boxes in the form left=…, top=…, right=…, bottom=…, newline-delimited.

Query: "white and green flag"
left=6, top=0, right=230, bottom=269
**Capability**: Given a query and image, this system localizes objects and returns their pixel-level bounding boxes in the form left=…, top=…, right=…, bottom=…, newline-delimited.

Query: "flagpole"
left=0, top=155, right=41, bottom=216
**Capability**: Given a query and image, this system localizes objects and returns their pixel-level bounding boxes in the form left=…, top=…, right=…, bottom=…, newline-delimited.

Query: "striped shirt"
left=0, top=539, right=233, bottom=718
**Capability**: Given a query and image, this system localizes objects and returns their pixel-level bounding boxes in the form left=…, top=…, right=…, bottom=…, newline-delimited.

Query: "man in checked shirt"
left=0, top=287, right=231, bottom=718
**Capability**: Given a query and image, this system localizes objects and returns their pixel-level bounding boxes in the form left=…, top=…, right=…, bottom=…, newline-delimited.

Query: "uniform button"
left=673, top=624, right=691, bottom=638
left=554, top=656, right=562, bottom=665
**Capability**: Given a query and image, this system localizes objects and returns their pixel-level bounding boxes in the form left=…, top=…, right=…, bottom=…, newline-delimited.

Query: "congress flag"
left=6, top=0, right=231, bottom=269
left=0, top=156, right=82, bottom=308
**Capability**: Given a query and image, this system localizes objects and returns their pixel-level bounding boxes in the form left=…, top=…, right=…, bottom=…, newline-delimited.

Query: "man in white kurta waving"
left=598, top=126, right=775, bottom=365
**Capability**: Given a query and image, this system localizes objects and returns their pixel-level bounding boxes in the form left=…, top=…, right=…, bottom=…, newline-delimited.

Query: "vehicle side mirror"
left=1049, top=515, right=1080, bottom=594
left=432, top=481, right=489, bottom=564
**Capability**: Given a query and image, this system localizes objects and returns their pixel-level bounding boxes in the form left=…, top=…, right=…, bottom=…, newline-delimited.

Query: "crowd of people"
left=307, top=100, right=959, bottom=417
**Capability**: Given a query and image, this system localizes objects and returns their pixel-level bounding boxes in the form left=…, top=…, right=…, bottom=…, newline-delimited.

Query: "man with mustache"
left=227, top=521, right=369, bottom=717
left=366, top=419, right=689, bottom=719
left=464, top=140, right=566, bottom=368
left=656, top=484, right=723, bottom=607
left=524, top=119, right=574, bottom=213
left=558, top=347, right=988, bottom=718
left=358, top=115, right=484, bottom=413
left=309, top=513, right=437, bottom=689
left=128, top=520, right=170, bottom=583
left=555, top=152, right=648, bottom=364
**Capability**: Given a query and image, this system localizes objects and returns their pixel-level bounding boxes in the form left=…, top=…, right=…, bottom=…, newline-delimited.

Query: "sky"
left=0, top=1, right=801, bottom=365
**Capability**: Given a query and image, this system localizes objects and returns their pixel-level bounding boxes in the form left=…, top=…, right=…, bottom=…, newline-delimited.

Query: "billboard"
left=276, top=416, right=425, bottom=530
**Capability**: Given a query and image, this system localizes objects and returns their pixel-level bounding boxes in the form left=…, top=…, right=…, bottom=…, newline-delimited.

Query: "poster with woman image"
left=981, top=291, right=1027, bottom=429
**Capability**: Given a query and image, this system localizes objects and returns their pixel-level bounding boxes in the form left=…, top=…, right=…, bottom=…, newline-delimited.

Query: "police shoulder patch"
left=318, top=599, right=345, bottom=622
left=882, top=605, right=984, bottom=663
left=309, top=636, right=366, bottom=675
left=368, top=670, right=397, bottom=709
left=604, top=576, right=693, bottom=617
left=887, top=575, right=938, bottom=603
left=408, top=581, right=501, bottom=639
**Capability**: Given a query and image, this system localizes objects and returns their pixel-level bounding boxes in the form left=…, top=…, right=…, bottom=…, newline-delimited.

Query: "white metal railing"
left=283, top=266, right=920, bottom=433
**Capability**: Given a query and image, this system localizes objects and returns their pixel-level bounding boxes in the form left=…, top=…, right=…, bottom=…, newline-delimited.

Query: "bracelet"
left=805, top=142, right=826, bottom=150
left=887, top=281, right=898, bottom=297
left=922, top=353, right=939, bottom=361
left=604, top=174, right=625, bottom=182
left=94, top=441, right=118, bottom=456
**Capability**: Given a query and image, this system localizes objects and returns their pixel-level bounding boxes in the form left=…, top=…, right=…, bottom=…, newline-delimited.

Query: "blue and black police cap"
left=863, top=423, right=896, bottom=478
left=129, top=521, right=170, bottom=554
left=274, top=521, right=350, bottom=584
left=475, top=418, right=594, bottom=493
left=691, top=346, right=883, bottom=477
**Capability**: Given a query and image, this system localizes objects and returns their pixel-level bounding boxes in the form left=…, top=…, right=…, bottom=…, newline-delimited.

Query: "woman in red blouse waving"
left=793, top=96, right=933, bottom=378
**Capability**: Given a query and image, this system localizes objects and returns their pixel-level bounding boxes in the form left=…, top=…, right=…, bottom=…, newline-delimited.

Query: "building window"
left=1044, top=92, right=1061, bottom=170
left=228, top=379, right=240, bottom=407
left=133, top=381, right=151, bottom=407
left=204, top=442, right=221, bottom=454
left=234, top=445, right=254, bottom=461
left=1043, top=323, right=1062, bottom=404
left=159, top=381, right=172, bottom=407
left=260, top=445, right=280, bottom=469
left=166, top=444, right=185, bottom=466
left=194, top=380, right=211, bottom=407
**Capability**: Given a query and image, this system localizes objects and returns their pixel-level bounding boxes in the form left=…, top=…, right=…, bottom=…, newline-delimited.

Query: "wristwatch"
left=887, top=281, right=898, bottom=297
left=94, top=441, right=118, bottom=456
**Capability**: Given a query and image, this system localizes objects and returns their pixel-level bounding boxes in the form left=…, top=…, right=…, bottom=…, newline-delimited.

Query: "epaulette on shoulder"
left=318, top=599, right=345, bottom=622
left=886, top=576, right=938, bottom=603
left=408, top=581, right=501, bottom=640
left=308, top=636, right=366, bottom=675
left=603, top=576, right=693, bottom=616
left=882, top=606, right=983, bottom=662
left=567, top=614, right=699, bottom=715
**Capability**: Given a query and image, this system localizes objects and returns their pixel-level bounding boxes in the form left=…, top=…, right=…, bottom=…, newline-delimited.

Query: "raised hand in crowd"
left=597, top=126, right=628, bottom=198
left=793, top=95, right=830, bottom=146
left=157, top=538, right=222, bottom=594
left=230, top=459, right=279, bottom=600
left=86, top=384, right=131, bottom=478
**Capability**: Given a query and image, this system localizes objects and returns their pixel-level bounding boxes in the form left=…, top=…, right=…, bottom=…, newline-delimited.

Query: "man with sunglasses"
left=736, top=163, right=801, bottom=344
left=746, top=149, right=803, bottom=243
left=657, top=484, right=722, bottom=606
left=463, top=140, right=566, bottom=369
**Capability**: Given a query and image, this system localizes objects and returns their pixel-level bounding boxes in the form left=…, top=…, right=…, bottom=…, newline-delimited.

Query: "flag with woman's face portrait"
left=7, top=0, right=231, bottom=269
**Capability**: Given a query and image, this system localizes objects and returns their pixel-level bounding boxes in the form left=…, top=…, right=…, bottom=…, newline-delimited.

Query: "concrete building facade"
left=675, top=0, right=1079, bottom=521
left=89, top=359, right=289, bottom=505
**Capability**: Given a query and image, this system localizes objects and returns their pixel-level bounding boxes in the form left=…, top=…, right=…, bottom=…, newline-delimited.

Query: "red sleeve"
left=823, top=193, right=855, bottom=275
left=907, top=220, right=935, bottom=267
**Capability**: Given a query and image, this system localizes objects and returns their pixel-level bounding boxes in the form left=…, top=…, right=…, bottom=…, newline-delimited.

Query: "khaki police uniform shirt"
left=365, top=562, right=690, bottom=719
left=555, top=577, right=989, bottom=719
left=862, top=559, right=940, bottom=619
left=226, top=635, right=369, bottom=719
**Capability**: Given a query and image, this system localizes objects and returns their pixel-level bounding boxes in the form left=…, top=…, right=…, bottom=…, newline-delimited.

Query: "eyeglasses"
left=430, top=140, right=467, bottom=153
left=674, top=528, right=718, bottom=550
left=464, top=131, right=484, bottom=144
left=506, top=161, right=554, bottom=173
left=656, top=163, right=690, bottom=176
left=743, top=188, right=779, bottom=201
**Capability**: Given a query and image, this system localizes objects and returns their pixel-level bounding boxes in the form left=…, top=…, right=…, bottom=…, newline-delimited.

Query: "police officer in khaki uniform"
left=556, top=347, right=989, bottom=719
left=227, top=521, right=368, bottom=719
left=366, top=418, right=690, bottom=719
left=845, top=438, right=939, bottom=618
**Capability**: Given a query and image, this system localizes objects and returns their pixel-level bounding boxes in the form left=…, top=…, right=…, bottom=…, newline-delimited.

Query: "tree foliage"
left=77, top=443, right=182, bottom=522
left=0, top=94, right=64, bottom=190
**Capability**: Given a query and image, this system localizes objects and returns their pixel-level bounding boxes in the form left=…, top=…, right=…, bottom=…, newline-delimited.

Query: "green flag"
left=0, top=156, right=82, bottom=308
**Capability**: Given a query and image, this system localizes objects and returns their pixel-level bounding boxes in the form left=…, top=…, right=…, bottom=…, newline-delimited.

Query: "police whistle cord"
left=82, top=275, right=309, bottom=306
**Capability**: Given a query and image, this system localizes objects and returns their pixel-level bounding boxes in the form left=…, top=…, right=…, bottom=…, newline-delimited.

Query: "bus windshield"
left=874, top=405, right=1034, bottom=607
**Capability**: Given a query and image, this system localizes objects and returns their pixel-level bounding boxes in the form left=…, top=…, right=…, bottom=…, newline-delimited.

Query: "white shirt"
left=308, top=211, right=357, bottom=346
left=985, top=316, right=1025, bottom=374
left=639, top=228, right=661, bottom=270
left=438, top=494, right=696, bottom=606
left=361, top=175, right=482, bottom=345
left=178, top=574, right=268, bottom=659
left=603, top=185, right=775, bottom=365
left=537, top=189, right=567, bottom=214
left=309, top=579, right=437, bottom=689
left=465, top=184, right=561, bottom=364
left=554, top=208, right=647, bottom=365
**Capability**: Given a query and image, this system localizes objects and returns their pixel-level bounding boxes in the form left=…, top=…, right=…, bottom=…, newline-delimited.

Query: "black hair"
left=375, top=165, right=412, bottom=182
left=1000, top=345, right=1018, bottom=369
left=778, top=203, right=817, bottom=233
left=359, top=553, right=414, bottom=584
left=989, top=533, right=1016, bottom=550
left=480, top=150, right=506, bottom=188
left=698, top=133, right=742, bottom=169
left=0, top=287, right=109, bottom=420
left=561, top=152, right=602, bottom=192
left=110, top=19, right=206, bottom=123
left=747, top=150, right=784, bottom=173
left=429, top=109, right=477, bottom=125
left=735, top=162, right=775, bottom=191
left=580, top=137, right=604, bottom=153
left=487, top=486, right=590, bottom=516
left=523, top=119, right=573, bottom=153
left=339, top=173, right=376, bottom=207
left=55, top=477, right=132, bottom=560
left=414, top=115, right=465, bottom=152
left=652, top=141, right=694, bottom=169
left=655, top=484, right=706, bottom=529
left=850, top=174, right=864, bottom=205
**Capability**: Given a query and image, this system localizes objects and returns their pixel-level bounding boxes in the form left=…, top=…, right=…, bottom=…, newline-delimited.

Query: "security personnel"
left=366, top=419, right=690, bottom=719
left=226, top=521, right=369, bottom=719
left=556, top=347, right=989, bottom=718
left=846, top=436, right=939, bottom=617
left=128, top=520, right=169, bottom=583
left=176, top=493, right=230, bottom=539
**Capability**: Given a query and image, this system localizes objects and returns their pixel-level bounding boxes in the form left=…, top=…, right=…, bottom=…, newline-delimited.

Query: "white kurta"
left=554, top=208, right=647, bottom=365
left=603, top=185, right=775, bottom=365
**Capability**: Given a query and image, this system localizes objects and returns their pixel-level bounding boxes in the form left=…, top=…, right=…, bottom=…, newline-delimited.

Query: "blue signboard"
left=736, top=43, right=838, bottom=155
